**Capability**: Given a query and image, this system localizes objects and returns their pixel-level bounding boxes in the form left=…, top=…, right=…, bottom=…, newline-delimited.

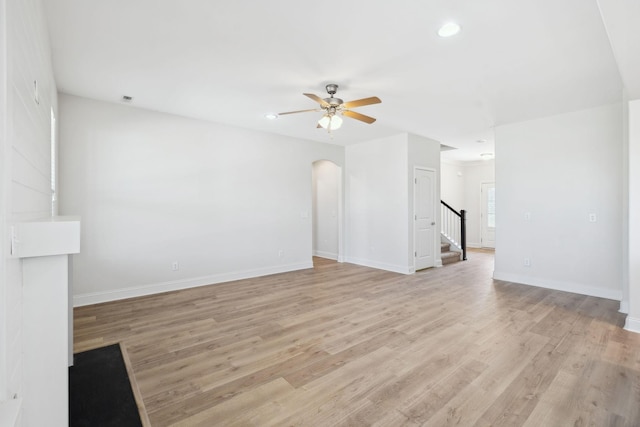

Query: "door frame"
left=480, top=181, right=496, bottom=248
left=413, top=166, right=439, bottom=271
left=311, top=160, right=344, bottom=262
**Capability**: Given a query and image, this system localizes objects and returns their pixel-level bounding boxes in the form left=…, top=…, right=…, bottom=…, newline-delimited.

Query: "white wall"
left=440, top=160, right=464, bottom=210
left=345, top=134, right=410, bottom=273
left=1, top=0, right=57, bottom=417
left=626, top=99, right=640, bottom=332
left=0, top=0, right=7, bottom=406
left=494, top=104, right=623, bottom=300
left=58, top=94, right=344, bottom=305
left=312, top=160, right=340, bottom=260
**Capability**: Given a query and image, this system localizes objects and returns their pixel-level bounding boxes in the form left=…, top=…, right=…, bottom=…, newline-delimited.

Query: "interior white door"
left=481, top=182, right=496, bottom=248
left=414, top=168, right=436, bottom=270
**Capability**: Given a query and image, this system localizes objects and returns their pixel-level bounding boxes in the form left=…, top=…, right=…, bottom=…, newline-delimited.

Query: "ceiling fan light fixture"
left=318, top=113, right=343, bottom=131
left=280, top=84, right=380, bottom=132
left=438, top=22, right=461, bottom=38
left=330, top=114, right=343, bottom=130
left=318, top=114, right=331, bottom=129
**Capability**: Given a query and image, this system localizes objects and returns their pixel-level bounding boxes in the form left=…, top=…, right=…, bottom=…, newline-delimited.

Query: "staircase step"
left=440, top=242, right=451, bottom=252
left=441, top=250, right=461, bottom=265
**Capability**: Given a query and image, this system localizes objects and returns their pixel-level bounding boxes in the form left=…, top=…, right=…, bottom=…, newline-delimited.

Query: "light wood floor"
left=73, top=250, right=640, bottom=426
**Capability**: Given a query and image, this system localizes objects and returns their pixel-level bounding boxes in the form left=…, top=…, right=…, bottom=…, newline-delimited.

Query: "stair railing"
left=440, top=201, right=467, bottom=260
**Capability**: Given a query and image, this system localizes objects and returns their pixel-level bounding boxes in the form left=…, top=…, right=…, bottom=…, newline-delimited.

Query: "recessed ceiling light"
left=438, top=22, right=461, bottom=38
left=265, top=113, right=278, bottom=120
left=480, top=152, right=494, bottom=160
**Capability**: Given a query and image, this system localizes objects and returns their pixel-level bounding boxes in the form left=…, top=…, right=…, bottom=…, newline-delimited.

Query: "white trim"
left=313, top=250, right=338, bottom=260
left=492, top=271, right=622, bottom=301
left=345, top=256, right=413, bottom=275
left=466, top=242, right=482, bottom=249
left=624, top=316, right=640, bottom=334
left=73, top=262, right=313, bottom=307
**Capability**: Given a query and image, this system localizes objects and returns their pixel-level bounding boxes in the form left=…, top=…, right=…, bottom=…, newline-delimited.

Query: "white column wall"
left=494, top=104, right=623, bottom=300
left=620, top=94, right=630, bottom=314
left=59, top=94, right=344, bottom=305
left=1, top=0, right=57, bottom=415
left=345, top=134, right=410, bottom=273
left=0, top=0, right=7, bottom=403
left=626, top=99, right=640, bottom=332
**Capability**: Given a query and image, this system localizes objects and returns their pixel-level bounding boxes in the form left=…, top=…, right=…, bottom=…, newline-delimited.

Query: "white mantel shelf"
left=13, top=216, right=80, bottom=258
left=17, top=216, right=81, bottom=427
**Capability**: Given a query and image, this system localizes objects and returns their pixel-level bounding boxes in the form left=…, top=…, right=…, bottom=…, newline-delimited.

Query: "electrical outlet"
left=172, top=261, right=179, bottom=271
left=278, top=249, right=283, bottom=258
left=523, top=258, right=531, bottom=267
left=524, top=212, right=531, bottom=221
left=589, top=213, right=597, bottom=222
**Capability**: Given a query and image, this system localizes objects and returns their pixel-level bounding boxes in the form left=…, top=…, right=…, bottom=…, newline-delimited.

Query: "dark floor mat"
left=69, top=343, right=143, bottom=427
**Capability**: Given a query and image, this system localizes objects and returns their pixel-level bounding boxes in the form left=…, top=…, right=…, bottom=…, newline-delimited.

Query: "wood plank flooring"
left=73, top=250, right=640, bottom=426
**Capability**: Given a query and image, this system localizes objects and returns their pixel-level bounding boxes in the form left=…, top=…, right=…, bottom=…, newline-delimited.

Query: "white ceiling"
left=43, top=0, right=630, bottom=161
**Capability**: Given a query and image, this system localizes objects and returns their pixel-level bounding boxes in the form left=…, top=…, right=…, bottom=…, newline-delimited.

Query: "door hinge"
left=415, top=178, right=417, bottom=184
left=415, top=251, right=417, bottom=257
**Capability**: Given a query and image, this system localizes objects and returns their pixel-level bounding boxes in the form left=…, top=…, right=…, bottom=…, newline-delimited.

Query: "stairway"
left=441, top=242, right=461, bottom=265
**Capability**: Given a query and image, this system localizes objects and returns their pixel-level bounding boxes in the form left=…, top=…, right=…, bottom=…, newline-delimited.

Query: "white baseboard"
left=467, top=243, right=496, bottom=249
left=73, top=261, right=313, bottom=307
left=492, top=271, right=622, bottom=301
left=624, top=316, right=640, bottom=334
left=312, top=250, right=338, bottom=260
left=344, top=256, right=413, bottom=275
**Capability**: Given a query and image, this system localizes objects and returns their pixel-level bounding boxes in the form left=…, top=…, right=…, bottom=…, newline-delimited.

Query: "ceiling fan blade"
left=303, top=93, right=330, bottom=108
left=278, top=108, right=320, bottom=115
left=343, top=110, right=376, bottom=124
left=342, top=96, right=381, bottom=109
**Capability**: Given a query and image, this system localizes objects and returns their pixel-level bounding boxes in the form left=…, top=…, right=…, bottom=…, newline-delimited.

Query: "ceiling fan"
left=278, top=84, right=381, bottom=132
